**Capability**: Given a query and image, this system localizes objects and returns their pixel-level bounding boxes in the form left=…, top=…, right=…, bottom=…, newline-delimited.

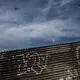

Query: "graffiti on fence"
left=76, top=46, right=80, bottom=65
left=0, top=53, right=4, bottom=59
left=16, top=51, right=51, bottom=76
left=0, top=51, right=50, bottom=76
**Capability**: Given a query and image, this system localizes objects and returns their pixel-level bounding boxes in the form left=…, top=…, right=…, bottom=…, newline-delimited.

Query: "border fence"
left=0, top=41, right=80, bottom=80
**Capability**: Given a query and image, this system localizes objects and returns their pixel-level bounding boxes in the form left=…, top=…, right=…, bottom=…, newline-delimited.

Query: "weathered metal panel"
left=0, top=41, right=80, bottom=80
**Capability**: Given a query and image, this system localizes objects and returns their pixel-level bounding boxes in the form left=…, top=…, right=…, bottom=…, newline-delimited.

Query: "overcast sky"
left=0, top=0, right=80, bottom=51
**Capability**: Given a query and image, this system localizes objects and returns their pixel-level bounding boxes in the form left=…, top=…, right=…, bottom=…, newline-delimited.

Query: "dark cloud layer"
left=0, top=0, right=80, bottom=51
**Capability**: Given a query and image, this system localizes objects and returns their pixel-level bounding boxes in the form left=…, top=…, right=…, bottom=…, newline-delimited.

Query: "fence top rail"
left=0, top=41, right=80, bottom=53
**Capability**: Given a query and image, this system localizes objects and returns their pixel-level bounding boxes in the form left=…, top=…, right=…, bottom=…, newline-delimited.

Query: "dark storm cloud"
left=0, top=0, right=80, bottom=51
